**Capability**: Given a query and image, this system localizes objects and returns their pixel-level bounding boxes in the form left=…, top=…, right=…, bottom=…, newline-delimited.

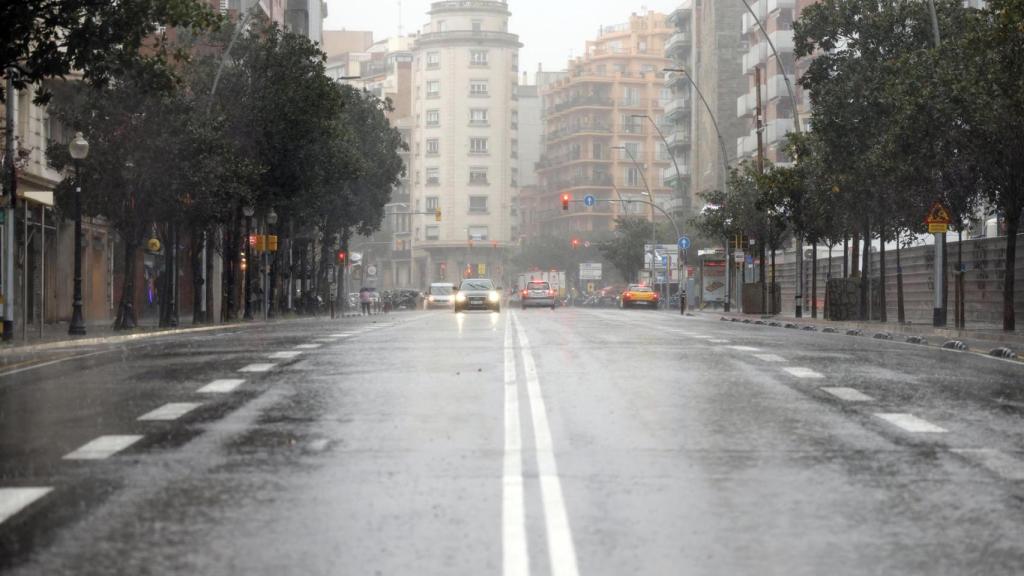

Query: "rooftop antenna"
left=398, top=0, right=404, bottom=36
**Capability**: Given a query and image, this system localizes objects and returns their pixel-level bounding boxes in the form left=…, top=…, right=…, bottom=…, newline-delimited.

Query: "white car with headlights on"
left=425, top=282, right=455, bottom=309
left=454, top=278, right=502, bottom=313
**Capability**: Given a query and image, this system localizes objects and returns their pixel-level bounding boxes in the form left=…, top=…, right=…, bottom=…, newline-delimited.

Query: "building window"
left=470, top=50, right=489, bottom=66
left=625, top=166, right=641, bottom=187
left=437, top=20, right=447, bottom=32
left=511, top=168, right=519, bottom=187
left=470, top=138, right=489, bottom=154
left=426, top=167, right=440, bottom=186
left=426, top=225, right=440, bottom=240
left=470, top=80, right=489, bottom=97
left=426, top=138, right=440, bottom=155
left=427, top=51, right=440, bottom=69
left=469, top=196, right=489, bottom=213
left=426, top=80, right=440, bottom=98
left=622, top=86, right=640, bottom=106
left=511, top=110, right=518, bottom=129
left=426, top=109, right=440, bottom=127
left=621, top=141, right=640, bottom=160
left=469, top=167, right=489, bottom=185
left=468, top=226, right=488, bottom=241
left=512, top=53, right=519, bottom=68
left=511, top=139, right=518, bottom=159
left=472, top=20, right=482, bottom=32
left=470, top=109, right=489, bottom=125
left=426, top=196, right=440, bottom=210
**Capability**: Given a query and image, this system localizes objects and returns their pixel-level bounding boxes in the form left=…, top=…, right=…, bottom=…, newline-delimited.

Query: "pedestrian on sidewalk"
left=359, top=287, right=372, bottom=316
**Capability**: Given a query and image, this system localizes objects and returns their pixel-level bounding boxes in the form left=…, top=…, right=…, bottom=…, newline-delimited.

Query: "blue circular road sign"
left=677, top=235, right=691, bottom=250
left=583, top=194, right=596, bottom=207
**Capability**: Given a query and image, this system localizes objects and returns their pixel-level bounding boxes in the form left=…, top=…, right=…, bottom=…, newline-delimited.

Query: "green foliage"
left=599, top=216, right=675, bottom=282
left=1, top=0, right=221, bottom=103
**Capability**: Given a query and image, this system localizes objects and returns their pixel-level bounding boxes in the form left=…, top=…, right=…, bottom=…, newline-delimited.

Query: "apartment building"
left=534, top=12, right=679, bottom=240
left=409, top=0, right=521, bottom=286
left=665, top=0, right=747, bottom=202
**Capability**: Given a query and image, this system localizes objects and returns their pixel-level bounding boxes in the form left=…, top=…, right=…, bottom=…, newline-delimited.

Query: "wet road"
left=1, top=308, right=1024, bottom=575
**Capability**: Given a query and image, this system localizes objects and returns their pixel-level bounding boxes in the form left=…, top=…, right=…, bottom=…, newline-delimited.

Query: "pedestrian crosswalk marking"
left=138, top=402, right=202, bottom=421
left=0, top=488, right=52, bottom=525
left=783, top=367, right=824, bottom=379
left=875, top=413, right=947, bottom=433
left=238, top=363, right=277, bottom=372
left=821, top=387, right=874, bottom=402
left=198, top=379, right=245, bottom=393
left=64, top=435, right=144, bottom=460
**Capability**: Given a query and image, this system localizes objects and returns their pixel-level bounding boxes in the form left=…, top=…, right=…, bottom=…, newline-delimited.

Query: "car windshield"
left=460, top=280, right=493, bottom=291
left=9, top=1, right=1024, bottom=573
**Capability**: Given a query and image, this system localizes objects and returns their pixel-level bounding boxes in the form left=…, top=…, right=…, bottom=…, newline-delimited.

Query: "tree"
left=600, top=216, right=675, bottom=284
left=1, top=0, right=220, bottom=103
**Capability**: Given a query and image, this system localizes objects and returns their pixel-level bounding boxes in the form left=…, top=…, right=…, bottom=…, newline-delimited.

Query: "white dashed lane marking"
left=0, top=488, right=52, bottom=525
left=238, top=363, right=277, bottom=372
left=709, top=339, right=730, bottom=343
left=754, top=354, right=786, bottom=363
left=874, top=413, right=948, bottom=433
left=197, top=379, right=245, bottom=394
left=63, top=435, right=144, bottom=460
left=269, top=351, right=303, bottom=359
left=138, top=402, right=202, bottom=421
left=294, top=344, right=321, bottom=350
left=952, top=449, right=1024, bottom=481
left=783, top=367, right=824, bottom=379
left=821, top=387, right=875, bottom=402
left=727, top=345, right=761, bottom=352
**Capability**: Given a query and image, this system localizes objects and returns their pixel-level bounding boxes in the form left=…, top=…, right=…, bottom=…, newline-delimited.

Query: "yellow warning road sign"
left=926, top=202, right=951, bottom=225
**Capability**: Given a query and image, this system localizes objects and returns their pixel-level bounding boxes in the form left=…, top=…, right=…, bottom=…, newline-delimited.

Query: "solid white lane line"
left=238, top=363, right=276, bottom=373
left=313, top=338, right=338, bottom=343
left=138, top=402, right=202, bottom=421
left=503, top=316, right=530, bottom=576
left=197, top=379, right=245, bottom=394
left=0, top=350, right=110, bottom=379
left=783, top=367, right=825, bottom=379
left=269, top=351, right=303, bottom=359
left=727, top=345, right=761, bottom=352
left=821, top=387, right=875, bottom=402
left=754, top=354, right=786, bottom=363
left=331, top=333, right=356, bottom=338
left=64, top=435, right=144, bottom=460
left=874, top=413, right=948, bottom=433
left=513, top=313, right=580, bottom=576
left=709, top=339, right=730, bottom=343
left=951, top=449, right=1024, bottom=481
left=0, top=487, right=53, bottom=525
left=294, top=344, right=321, bottom=350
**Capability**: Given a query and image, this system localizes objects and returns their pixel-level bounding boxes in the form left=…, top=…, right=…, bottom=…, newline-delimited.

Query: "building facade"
left=534, top=12, right=679, bottom=241
left=409, top=0, right=521, bottom=286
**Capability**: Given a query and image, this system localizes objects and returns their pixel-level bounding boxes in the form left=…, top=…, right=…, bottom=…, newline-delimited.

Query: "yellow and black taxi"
left=620, top=284, right=659, bottom=309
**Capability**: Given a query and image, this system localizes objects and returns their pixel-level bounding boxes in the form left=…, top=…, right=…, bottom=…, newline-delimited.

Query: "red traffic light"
left=337, top=250, right=347, bottom=263
left=561, top=193, right=570, bottom=210
left=571, top=238, right=580, bottom=249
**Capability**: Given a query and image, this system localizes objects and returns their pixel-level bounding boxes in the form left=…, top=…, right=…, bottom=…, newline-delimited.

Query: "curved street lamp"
left=68, top=132, right=89, bottom=335
left=264, top=208, right=278, bottom=320
left=242, top=203, right=256, bottom=320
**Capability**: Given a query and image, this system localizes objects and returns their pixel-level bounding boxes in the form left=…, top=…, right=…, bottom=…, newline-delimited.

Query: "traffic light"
left=571, top=238, right=580, bottom=250
left=267, top=235, right=279, bottom=252
left=337, top=250, right=347, bottom=264
left=435, top=209, right=442, bottom=222
left=561, top=193, right=570, bottom=211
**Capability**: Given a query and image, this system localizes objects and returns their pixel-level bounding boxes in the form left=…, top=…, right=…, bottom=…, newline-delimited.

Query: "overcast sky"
left=325, top=0, right=679, bottom=82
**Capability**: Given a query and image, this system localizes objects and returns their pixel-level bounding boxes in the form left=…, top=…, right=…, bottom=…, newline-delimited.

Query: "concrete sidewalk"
left=702, top=310, right=1024, bottom=356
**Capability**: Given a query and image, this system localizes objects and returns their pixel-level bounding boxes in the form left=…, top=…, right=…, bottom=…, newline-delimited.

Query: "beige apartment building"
left=409, top=0, right=521, bottom=286
left=533, top=12, right=680, bottom=241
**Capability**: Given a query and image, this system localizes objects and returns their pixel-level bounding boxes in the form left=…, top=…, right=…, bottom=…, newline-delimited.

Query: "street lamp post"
left=663, top=67, right=735, bottom=312
left=265, top=208, right=278, bottom=320
left=68, top=132, right=89, bottom=335
left=612, top=145, right=661, bottom=301
left=243, top=203, right=255, bottom=320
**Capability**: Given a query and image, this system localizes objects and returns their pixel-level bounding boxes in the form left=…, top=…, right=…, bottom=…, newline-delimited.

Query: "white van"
left=425, top=283, right=456, bottom=309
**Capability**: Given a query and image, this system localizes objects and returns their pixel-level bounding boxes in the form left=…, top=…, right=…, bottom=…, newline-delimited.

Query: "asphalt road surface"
left=2, top=308, right=1024, bottom=575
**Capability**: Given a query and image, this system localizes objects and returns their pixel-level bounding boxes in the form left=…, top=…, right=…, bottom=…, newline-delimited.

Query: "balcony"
left=742, top=29, right=795, bottom=75
left=765, top=118, right=795, bottom=145
left=664, top=97, right=692, bottom=122
left=742, top=0, right=796, bottom=32
left=766, top=73, right=796, bottom=101
left=548, top=95, right=615, bottom=115
left=664, top=166, right=692, bottom=189
left=545, top=123, right=613, bottom=143
left=737, top=92, right=756, bottom=118
left=664, top=71, right=689, bottom=91
left=665, top=130, right=691, bottom=150
left=736, top=132, right=758, bottom=158
left=545, top=174, right=615, bottom=191
left=664, top=32, right=692, bottom=59
left=666, top=1, right=693, bottom=29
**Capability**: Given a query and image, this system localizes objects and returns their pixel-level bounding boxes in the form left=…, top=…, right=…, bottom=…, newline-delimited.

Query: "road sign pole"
left=933, top=233, right=944, bottom=327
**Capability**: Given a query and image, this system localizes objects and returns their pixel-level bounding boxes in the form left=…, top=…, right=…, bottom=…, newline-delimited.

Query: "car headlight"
left=488, top=291, right=500, bottom=302
left=455, top=293, right=467, bottom=303
left=428, top=295, right=436, bottom=302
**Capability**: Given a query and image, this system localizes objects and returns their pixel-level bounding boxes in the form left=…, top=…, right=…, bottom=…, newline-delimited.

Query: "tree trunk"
left=851, top=233, right=861, bottom=278
left=811, top=240, right=818, bottom=319
left=1003, top=207, right=1020, bottom=332
left=897, top=231, right=906, bottom=324
left=941, top=232, right=948, bottom=326
left=114, top=237, right=139, bottom=330
left=826, top=242, right=833, bottom=320
left=842, top=236, right=849, bottom=278
left=859, top=219, right=869, bottom=321
left=191, top=227, right=205, bottom=325
left=879, top=222, right=887, bottom=323
left=957, top=229, right=964, bottom=329
left=760, top=241, right=767, bottom=315
left=160, top=222, right=179, bottom=328
left=223, top=208, right=239, bottom=322
left=770, top=246, right=777, bottom=315
left=205, top=226, right=216, bottom=324
left=159, top=224, right=172, bottom=327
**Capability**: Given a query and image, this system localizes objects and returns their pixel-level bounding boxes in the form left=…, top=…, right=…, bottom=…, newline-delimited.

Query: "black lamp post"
left=243, top=203, right=255, bottom=320
left=68, top=132, right=89, bottom=335
left=265, top=207, right=278, bottom=319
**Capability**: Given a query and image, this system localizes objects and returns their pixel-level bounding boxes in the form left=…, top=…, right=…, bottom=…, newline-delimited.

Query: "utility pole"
left=755, top=66, right=768, bottom=315
left=3, top=71, right=17, bottom=341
